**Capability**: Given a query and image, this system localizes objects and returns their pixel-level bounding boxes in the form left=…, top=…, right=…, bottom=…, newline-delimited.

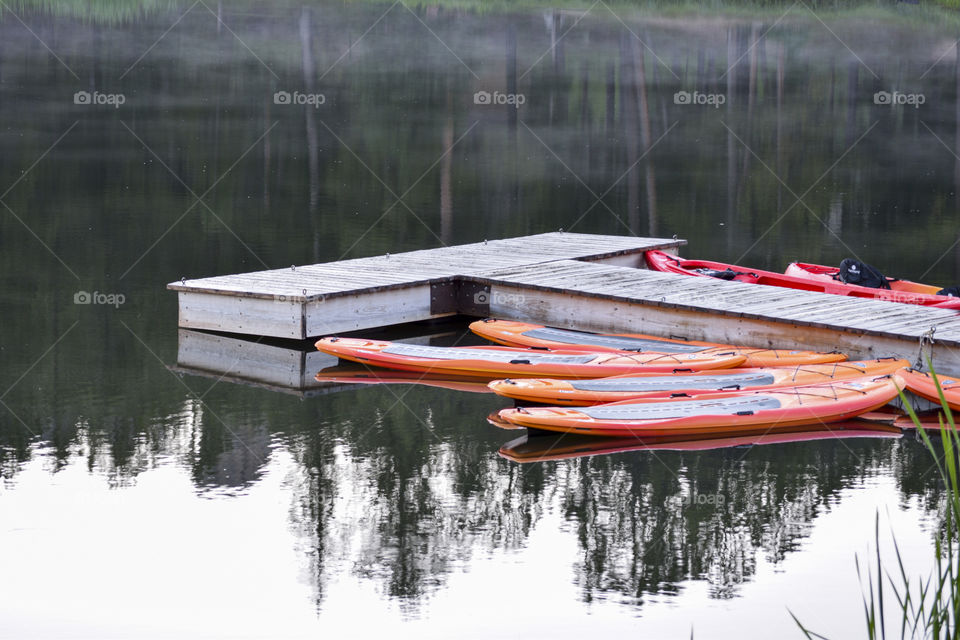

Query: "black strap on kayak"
left=693, top=267, right=757, bottom=280
left=832, top=267, right=898, bottom=286
left=665, top=254, right=757, bottom=280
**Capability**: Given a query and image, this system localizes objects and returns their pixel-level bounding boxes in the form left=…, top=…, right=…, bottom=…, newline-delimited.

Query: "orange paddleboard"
left=497, top=376, right=899, bottom=437
left=469, top=319, right=846, bottom=367
left=488, top=359, right=908, bottom=405
left=315, top=337, right=746, bottom=379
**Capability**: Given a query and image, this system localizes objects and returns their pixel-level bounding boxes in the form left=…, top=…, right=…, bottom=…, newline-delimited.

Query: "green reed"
left=794, top=366, right=960, bottom=639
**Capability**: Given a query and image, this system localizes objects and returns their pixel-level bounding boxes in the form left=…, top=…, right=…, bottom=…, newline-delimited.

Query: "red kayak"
left=645, top=250, right=960, bottom=310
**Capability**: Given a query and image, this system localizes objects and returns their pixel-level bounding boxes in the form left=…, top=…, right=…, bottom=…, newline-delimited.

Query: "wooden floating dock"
left=168, top=233, right=685, bottom=339
left=169, top=232, right=960, bottom=374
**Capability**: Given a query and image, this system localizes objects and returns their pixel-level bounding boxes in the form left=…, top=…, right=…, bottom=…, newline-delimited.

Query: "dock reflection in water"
left=172, top=319, right=481, bottom=397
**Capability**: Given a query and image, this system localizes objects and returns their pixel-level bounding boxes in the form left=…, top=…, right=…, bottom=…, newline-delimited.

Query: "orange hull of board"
left=488, top=359, right=908, bottom=405
left=469, top=319, right=846, bottom=367
left=314, top=338, right=746, bottom=379
left=497, top=377, right=899, bottom=437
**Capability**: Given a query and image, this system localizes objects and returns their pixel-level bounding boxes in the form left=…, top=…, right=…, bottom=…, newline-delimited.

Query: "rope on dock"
left=915, top=327, right=936, bottom=369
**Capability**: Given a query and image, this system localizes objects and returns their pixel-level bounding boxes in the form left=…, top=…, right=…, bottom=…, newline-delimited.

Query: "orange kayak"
left=496, top=376, right=899, bottom=437
left=499, top=424, right=903, bottom=462
left=488, top=358, right=908, bottom=405
left=314, top=337, right=747, bottom=379
left=469, top=319, right=846, bottom=367
left=894, top=368, right=960, bottom=411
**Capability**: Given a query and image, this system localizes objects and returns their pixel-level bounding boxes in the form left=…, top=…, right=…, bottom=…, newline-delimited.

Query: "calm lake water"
left=2, top=1, right=959, bottom=637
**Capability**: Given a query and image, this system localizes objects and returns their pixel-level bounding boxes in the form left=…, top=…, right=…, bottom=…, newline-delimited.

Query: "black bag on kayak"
left=937, top=286, right=960, bottom=297
left=837, top=259, right=891, bottom=290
